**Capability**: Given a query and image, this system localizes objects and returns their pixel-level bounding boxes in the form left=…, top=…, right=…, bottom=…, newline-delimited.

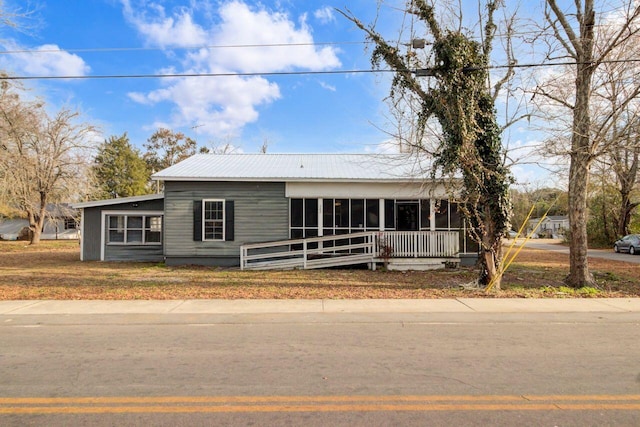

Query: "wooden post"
left=303, top=239, right=307, bottom=269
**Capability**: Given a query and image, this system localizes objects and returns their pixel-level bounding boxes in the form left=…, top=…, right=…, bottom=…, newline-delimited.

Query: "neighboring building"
left=73, top=154, right=479, bottom=269
left=0, top=204, right=79, bottom=240
left=526, top=215, right=569, bottom=238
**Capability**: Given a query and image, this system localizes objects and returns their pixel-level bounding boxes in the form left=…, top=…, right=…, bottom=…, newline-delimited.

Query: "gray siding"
left=164, top=181, right=288, bottom=265
left=104, top=244, right=164, bottom=262
left=81, top=198, right=165, bottom=262
left=82, top=207, right=102, bottom=261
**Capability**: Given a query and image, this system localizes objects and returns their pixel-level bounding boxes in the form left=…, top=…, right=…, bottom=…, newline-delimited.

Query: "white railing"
left=376, top=231, right=459, bottom=258
left=240, top=230, right=460, bottom=270
left=241, top=231, right=376, bottom=270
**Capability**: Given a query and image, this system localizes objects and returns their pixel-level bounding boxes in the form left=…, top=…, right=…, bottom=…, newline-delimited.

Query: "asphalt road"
left=2, top=311, right=640, bottom=426
left=513, top=238, right=640, bottom=264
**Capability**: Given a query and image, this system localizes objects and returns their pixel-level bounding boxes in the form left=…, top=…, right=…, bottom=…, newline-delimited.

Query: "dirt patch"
left=0, top=240, right=638, bottom=300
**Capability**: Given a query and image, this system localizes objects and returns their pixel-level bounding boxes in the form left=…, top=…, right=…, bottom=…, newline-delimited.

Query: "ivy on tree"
left=341, top=0, right=512, bottom=289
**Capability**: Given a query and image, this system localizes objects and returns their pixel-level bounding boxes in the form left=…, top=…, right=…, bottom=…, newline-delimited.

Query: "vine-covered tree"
left=341, top=0, right=512, bottom=289
left=93, top=133, right=151, bottom=198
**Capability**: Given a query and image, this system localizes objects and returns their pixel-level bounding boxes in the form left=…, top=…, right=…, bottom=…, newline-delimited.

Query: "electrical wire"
left=0, top=69, right=388, bottom=80
left=3, top=57, right=640, bottom=81
left=0, top=41, right=367, bottom=55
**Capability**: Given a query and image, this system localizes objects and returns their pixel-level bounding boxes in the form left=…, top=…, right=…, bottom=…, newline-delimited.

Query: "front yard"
left=0, top=240, right=638, bottom=299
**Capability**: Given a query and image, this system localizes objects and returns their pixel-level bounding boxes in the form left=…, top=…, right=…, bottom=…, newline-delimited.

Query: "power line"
left=4, top=57, right=640, bottom=81
left=0, top=69, right=387, bottom=80
left=0, top=41, right=366, bottom=55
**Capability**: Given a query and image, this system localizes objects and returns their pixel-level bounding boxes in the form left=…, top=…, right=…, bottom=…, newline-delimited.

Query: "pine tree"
left=93, top=134, right=152, bottom=198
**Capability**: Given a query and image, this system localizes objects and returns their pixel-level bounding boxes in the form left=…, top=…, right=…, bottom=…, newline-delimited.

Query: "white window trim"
left=202, top=199, right=225, bottom=241
left=100, top=210, right=164, bottom=261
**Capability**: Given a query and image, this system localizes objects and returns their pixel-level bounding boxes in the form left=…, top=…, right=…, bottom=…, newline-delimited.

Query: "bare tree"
left=0, top=80, right=97, bottom=244
left=534, top=0, right=640, bottom=286
left=608, top=126, right=640, bottom=236
left=259, top=138, right=269, bottom=154
left=143, top=128, right=197, bottom=172
left=199, top=134, right=243, bottom=154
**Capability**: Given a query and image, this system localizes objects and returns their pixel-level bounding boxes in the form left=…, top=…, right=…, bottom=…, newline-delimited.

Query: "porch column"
left=318, top=198, right=323, bottom=252
left=429, top=199, right=436, bottom=231
left=429, top=199, right=436, bottom=256
left=317, top=198, right=323, bottom=237
left=379, top=199, right=385, bottom=231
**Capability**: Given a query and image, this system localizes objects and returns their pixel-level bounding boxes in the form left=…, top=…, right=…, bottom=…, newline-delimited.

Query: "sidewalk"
left=1, top=298, right=640, bottom=315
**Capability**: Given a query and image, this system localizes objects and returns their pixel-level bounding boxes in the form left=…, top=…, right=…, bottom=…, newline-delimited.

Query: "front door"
left=396, top=202, right=419, bottom=231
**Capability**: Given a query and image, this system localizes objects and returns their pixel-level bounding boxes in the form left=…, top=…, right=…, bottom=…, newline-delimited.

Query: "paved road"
left=2, top=303, right=640, bottom=426
left=511, top=238, right=640, bottom=264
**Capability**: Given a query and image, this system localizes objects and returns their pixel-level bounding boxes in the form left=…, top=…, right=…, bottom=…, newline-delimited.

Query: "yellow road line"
left=2, top=394, right=640, bottom=405
left=1, top=395, right=640, bottom=414
left=1, top=403, right=640, bottom=414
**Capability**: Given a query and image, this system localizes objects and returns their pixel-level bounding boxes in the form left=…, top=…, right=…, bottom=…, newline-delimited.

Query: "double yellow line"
left=2, top=395, right=640, bottom=414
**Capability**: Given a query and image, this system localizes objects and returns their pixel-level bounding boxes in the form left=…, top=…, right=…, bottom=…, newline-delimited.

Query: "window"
left=146, top=217, right=162, bottom=243
left=420, top=200, right=430, bottom=230
left=435, top=200, right=450, bottom=229
left=366, top=199, right=379, bottom=229
left=193, top=200, right=234, bottom=242
left=64, top=217, right=77, bottom=230
left=334, top=199, right=349, bottom=228
left=107, top=214, right=162, bottom=245
left=203, top=200, right=225, bottom=241
left=351, top=199, right=364, bottom=229
left=290, top=198, right=319, bottom=241
left=384, top=199, right=395, bottom=230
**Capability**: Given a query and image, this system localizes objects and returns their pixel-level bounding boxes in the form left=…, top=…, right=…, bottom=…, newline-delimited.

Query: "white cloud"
left=0, top=43, right=90, bottom=77
left=314, top=7, right=335, bottom=24
left=129, top=74, right=281, bottom=135
left=319, top=81, right=336, bottom=91
left=207, top=1, right=341, bottom=73
left=122, top=0, right=341, bottom=137
left=121, top=0, right=207, bottom=48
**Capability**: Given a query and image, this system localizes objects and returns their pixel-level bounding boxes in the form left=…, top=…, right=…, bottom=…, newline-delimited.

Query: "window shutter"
left=193, top=200, right=202, bottom=241
left=225, top=200, right=235, bottom=241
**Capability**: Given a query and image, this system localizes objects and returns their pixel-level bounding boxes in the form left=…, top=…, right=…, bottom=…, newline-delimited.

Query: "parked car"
left=613, top=234, right=640, bottom=255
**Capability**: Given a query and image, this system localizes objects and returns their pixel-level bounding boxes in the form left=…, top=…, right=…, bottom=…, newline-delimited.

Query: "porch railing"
left=376, top=231, right=459, bottom=258
left=240, top=230, right=459, bottom=270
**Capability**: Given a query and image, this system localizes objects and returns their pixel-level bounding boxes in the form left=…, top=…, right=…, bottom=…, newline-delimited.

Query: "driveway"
left=510, top=238, right=640, bottom=264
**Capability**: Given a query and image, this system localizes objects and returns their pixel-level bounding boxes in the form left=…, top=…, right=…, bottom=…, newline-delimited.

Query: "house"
left=0, top=203, right=79, bottom=240
left=72, top=154, right=479, bottom=269
left=526, top=215, right=569, bottom=238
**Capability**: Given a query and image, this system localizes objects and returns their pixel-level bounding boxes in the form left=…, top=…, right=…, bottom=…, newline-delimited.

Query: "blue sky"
left=0, top=0, right=550, bottom=185
left=1, top=0, right=401, bottom=154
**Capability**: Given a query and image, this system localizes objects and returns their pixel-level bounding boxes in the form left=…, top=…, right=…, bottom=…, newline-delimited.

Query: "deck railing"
left=240, top=230, right=459, bottom=270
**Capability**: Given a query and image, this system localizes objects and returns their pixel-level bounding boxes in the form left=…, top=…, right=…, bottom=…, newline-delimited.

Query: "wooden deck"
left=240, top=231, right=460, bottom=270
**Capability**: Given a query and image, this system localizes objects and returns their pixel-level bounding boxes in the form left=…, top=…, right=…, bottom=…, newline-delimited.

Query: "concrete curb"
left=1, top=298, right=640, bottom=315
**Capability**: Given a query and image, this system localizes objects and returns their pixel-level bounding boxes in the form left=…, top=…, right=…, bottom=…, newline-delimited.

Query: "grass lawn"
left=0, top=240, right=638, bottom=300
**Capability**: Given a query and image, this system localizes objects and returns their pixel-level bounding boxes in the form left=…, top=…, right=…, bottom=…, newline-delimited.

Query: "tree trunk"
left=566, top=63, right=594, bottom=288
left=567, top=151, right=595, bottom=287
left=601, top=182, right=611, bottom=242
left=566, top=6, right=597, bottom=288
left=29, top=193, right=47, bottom=245
left=481, top=208, right=503, bottom=291
left=617, top=191, right=631, bottom=237
left=482, top=244, right=502, bottom=291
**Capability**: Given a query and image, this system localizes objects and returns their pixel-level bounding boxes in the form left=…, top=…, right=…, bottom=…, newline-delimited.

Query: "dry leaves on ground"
left=0, top=240, right=638, bottom=299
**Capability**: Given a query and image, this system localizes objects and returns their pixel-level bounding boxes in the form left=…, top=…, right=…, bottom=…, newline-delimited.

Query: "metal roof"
left=71, top=194, right=164, bottom=209
left=152, top=154, right=432, bottom=182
